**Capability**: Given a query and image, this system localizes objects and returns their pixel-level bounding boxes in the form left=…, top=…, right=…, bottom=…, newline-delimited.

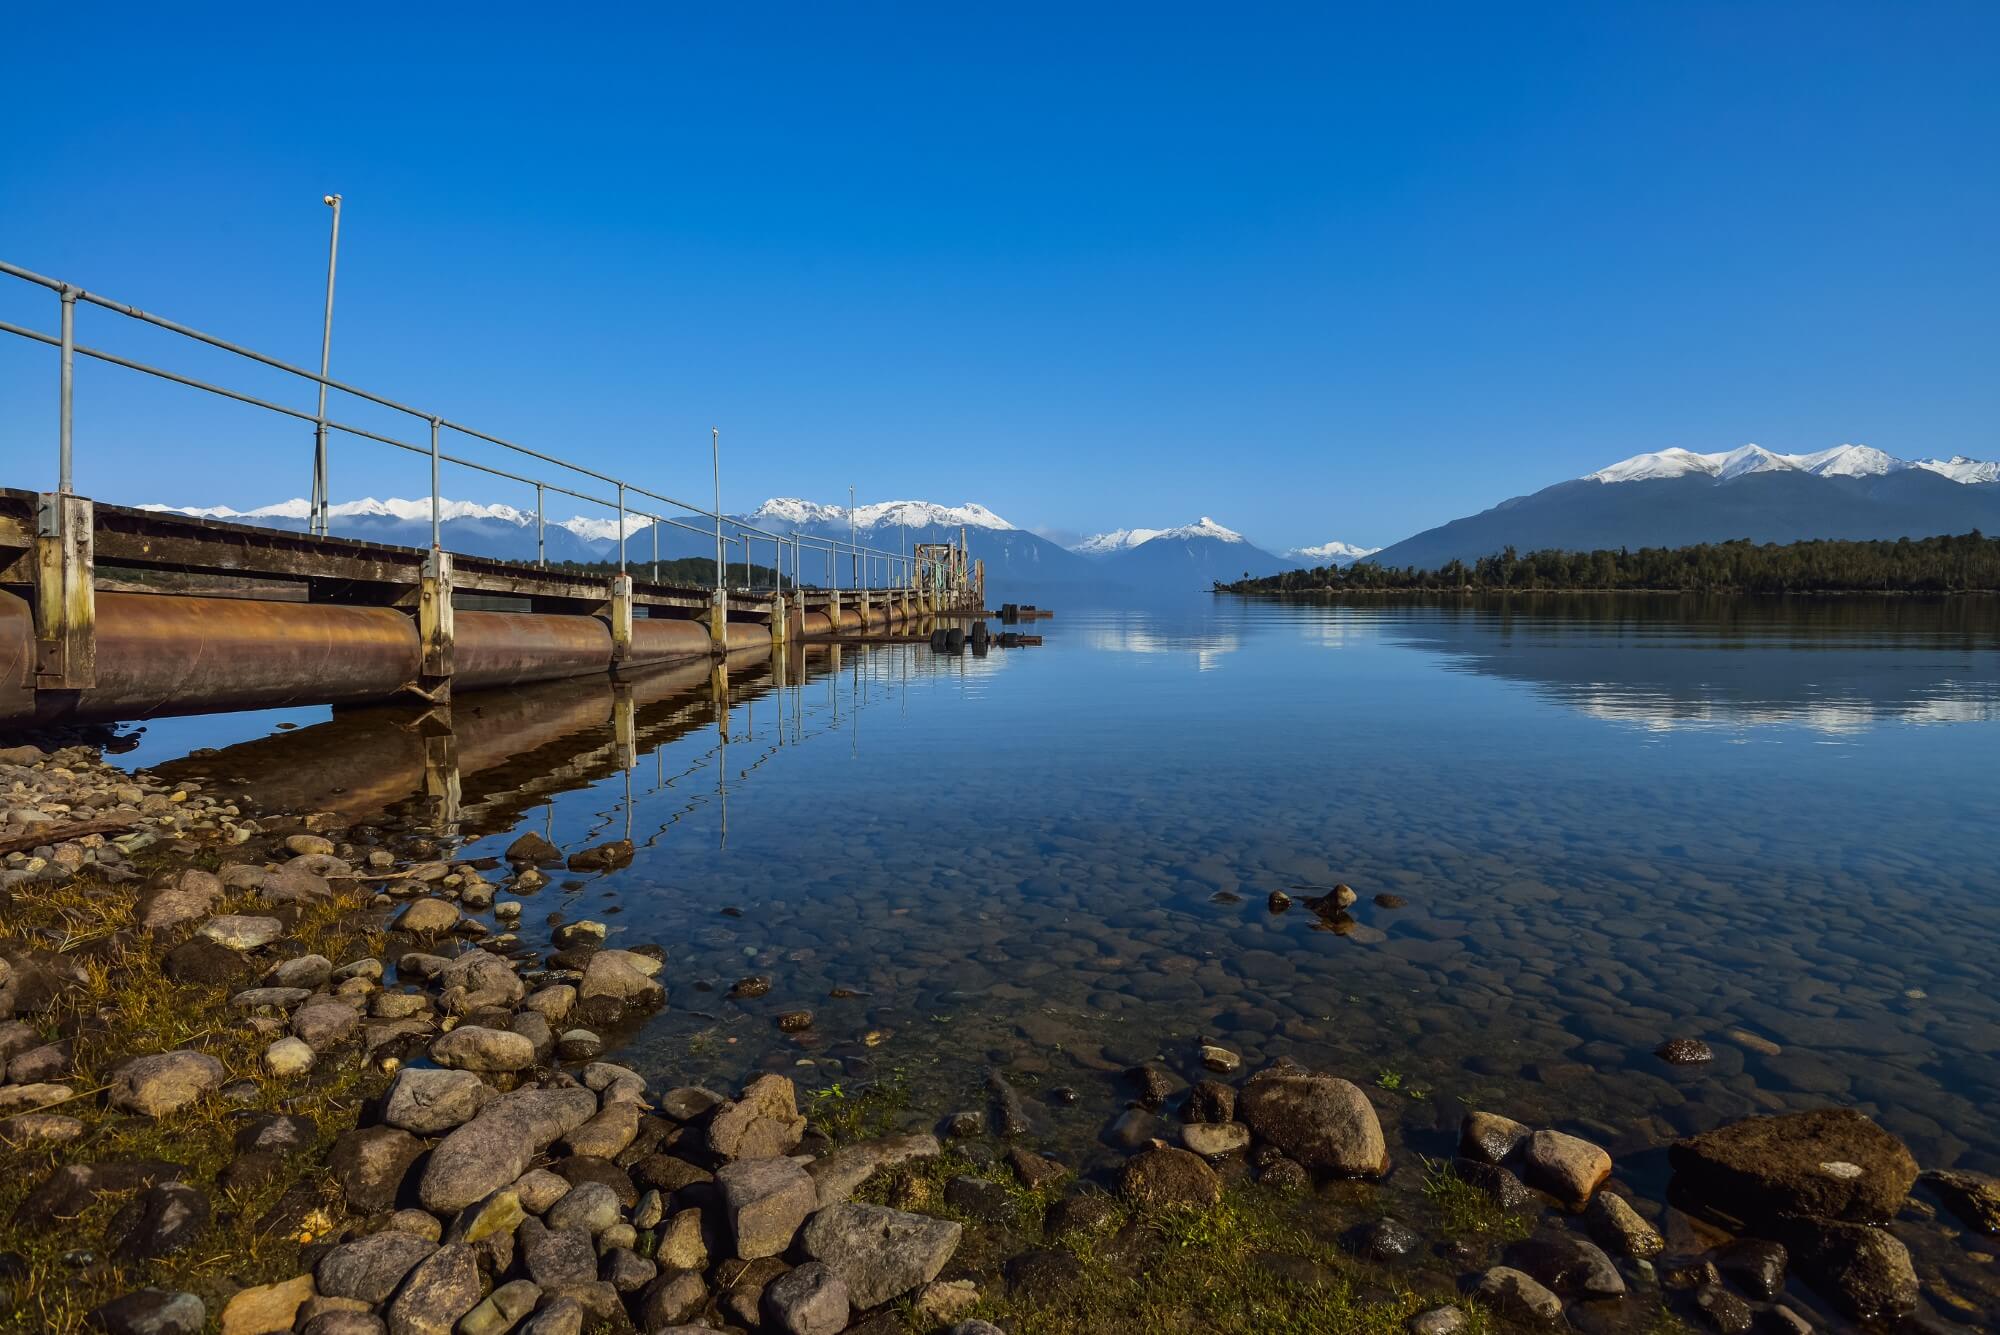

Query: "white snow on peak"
left=1587, top=443, right=1997, bottom=485
left=1169, top=516, right=1246, bottom=543
left=1073, top=526, right=1165, bottom=554
left=1791, top=445, right=1905, bottom=478
left=855, top=500, right=1014, bottom=531
left=556, top=514, right=655, bottom=541
left=1914, top=455, right=2000, bottom=485
left=1287, top=540, right=1381, bottom=563
left=749, top=498, right=848, bottom=527
left=747, top=498, right=1016, bottom=531
left=1074, top=517, right=1247, bottom=554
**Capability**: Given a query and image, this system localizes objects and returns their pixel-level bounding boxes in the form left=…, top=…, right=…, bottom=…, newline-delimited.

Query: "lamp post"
left=711, top=427, right=723, bottom=601
left=313, top=193, right=342, bottom=537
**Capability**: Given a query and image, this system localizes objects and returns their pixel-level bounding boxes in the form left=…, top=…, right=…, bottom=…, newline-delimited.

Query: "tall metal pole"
left=848, top=484, right=857, bottom=590
left=712, top=428, right=723, bottom=600
left=314, top=194, right=342, bottom=537
left=57, top=286, right=75, bottom=494
left=428, top=417, right=441, bottom=550
left=535, top=483, right=545, bottom=568
left=616, top=482, right=627, bottom=573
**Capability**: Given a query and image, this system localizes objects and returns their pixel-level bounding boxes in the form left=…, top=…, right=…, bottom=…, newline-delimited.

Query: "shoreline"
left=1215, top=586, right=2000, bottom=599
left=2, top=739, right=1993, bottom=1333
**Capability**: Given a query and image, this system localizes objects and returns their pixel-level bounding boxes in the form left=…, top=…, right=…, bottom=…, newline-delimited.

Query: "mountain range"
left=139, top=438, right=1997, bottom=595
left=138, top=495, right=1341, bottom=593
left=1369, top=444, right=2000, bottom=571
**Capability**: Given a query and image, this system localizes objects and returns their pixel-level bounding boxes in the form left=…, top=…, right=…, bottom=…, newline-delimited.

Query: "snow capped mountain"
left=1916, top=455, right=2000, bottom=485
left=747, top=498, right=1015, bottom=532
left=1586, top=444, right=1995, bottom=486
left=1287, top=540, right=1381, bottom=564
left=142, top=497, right=654, bottom=540
left=1072, top=527, right=1164, bottom=555
left=1372, top=441, right=2000, bottom=571
left=1073, top=517, right=1246, bottom=554
left=1070, top=517, right=1289, bottom=588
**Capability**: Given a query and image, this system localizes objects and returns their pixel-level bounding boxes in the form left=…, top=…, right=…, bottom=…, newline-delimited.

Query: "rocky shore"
left=2, top=738, right=1996, bottom=1334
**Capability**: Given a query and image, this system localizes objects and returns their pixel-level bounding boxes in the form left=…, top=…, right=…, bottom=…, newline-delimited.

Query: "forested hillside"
left=1220, top=533, right=2000, bottom=595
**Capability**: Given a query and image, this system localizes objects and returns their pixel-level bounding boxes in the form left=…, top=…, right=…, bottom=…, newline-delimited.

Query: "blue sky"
left=2, top=3, right=1994, bottom=552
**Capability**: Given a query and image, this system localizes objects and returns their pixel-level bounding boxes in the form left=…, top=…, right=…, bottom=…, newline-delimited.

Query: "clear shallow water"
left=156, top=595, right=2000, bottom=1220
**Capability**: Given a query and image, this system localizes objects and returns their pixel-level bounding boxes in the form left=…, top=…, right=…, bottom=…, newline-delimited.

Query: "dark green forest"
left=1220, top=532, right=2000, bottom=595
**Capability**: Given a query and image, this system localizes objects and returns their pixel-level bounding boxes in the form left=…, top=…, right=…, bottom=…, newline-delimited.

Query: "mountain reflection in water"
left=1366, top=593, right=2000, bottom=732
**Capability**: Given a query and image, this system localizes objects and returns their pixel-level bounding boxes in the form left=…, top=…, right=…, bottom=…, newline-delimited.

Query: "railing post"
left=57, top=285, right=76, bottom=495
left=535, top=483, right=545, bottom=568
left=617, top=482, right=627, bottom=574
left=315, top=192, right=342, bottom=538
left=651, top=515, right=658, bottom=583
left=419, top=547, right=454, bottom=701
left=33, top=491, right=95, bottom=691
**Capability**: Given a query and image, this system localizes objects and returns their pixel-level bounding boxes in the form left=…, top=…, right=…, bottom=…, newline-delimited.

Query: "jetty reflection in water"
left=157, top=637, right=1004, bottom=843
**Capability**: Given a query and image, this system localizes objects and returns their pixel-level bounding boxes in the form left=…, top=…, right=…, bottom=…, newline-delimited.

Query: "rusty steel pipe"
left=453, top=610, right=614, bottom=690
left=3, top=590, right=423, bottom=723
left=0, top=588, right=822, bottom=726
left=625, top=617, right=717, bottom=668
left=0, top=592, right=34, bottom=721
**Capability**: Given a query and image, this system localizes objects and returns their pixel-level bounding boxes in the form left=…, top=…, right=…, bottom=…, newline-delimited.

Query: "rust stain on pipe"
left=23, top=591, right=421, bottom=722
left=626, top=617, right=714, bottom=667
left=0, top=592, right=35, bottom=720
left=1, top=583, right=902, bottom=727
left=454, top=610, right=612, bottom=689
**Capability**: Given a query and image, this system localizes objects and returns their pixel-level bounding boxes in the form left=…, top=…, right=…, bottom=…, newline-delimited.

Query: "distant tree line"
left=1220, top=532, right=2000, bottom=595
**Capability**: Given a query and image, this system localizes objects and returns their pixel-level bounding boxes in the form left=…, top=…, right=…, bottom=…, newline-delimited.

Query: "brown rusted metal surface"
left=625, top=615, right=713, bottom=667
left=454, top=609, right=614, bottom=689
left=36, top=591, right=421, bottom=722
left=0, top=592, right=36, bottom=720
left=721, top=620, right=771, bottom=652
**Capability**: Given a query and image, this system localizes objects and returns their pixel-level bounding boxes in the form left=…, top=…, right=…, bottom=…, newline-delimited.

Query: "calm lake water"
left=137, top=592, right=2000, bottom=1320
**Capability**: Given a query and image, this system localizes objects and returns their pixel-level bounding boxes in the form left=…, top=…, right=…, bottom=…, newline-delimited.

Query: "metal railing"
left=0, top=257, right=947, bottom=596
